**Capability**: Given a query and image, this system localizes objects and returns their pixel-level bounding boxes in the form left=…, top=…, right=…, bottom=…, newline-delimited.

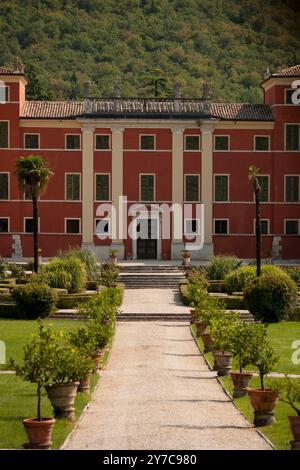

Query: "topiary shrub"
left=206, top=256, right=241, bottom=280
left=224, top=265, right=286, bottom=294
left=186, top=268, right=209, bottom=289
left=37, top=257, right=87, bottom=293
left=285, top=266, right=300, bottom=285
left=11, top=282, right=57, bottom=319
left=58, top=248, right=99, bottom=282
left=244, top=272, right=298, bottom=323
left=99, top=263, right=120, bottom=288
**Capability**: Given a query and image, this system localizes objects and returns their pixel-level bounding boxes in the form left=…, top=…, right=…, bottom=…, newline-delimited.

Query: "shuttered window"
left=140, top=135, right=155, bottom=150
left=255, top=136, right=269, bottom=151
left=185, top=135, right=200, bottom=150
left=66, top=134, right=81, bottom=149
left=257, top=176, right=269, bottom=202
left=95, top=174, right=109, bottom=201
left=285, top=220, right=299, bottom=235
left=0, top=173, right=9, bottom=200
left=215, top=136, right=229, bottom=150
left=0, top=122, right=8, bottom=148
left=66, top=174, right=80, bottom=200
left=140, top=175, right=155, bottom=201
left=66, top=219, right=80, bottom=234
left=214, top=220, right=228, bottom=234
left=25, top=134, right=39, bottom=149
left=285, top=176, right=299, bottom=202
left=185, top=175, right=200, bottom=201
left=95, top=135, right=110, bottom=150
left=0, top=218, right=8, bottom=233
left=215, top=175, right=228, bottom=202
left=286, top=125, right=299, bottom=151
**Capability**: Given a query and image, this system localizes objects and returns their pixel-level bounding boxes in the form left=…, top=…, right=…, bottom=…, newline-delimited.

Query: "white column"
left=81, top=126, right=95, bottom=250
left=111, top=127, right=125, bottom=258
left=200, top=122, right=214, bottom=259
left=171, top=127, right=185, bottom=259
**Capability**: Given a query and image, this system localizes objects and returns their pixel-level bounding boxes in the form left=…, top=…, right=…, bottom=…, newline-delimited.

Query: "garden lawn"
left=191, top=324, right=300, bottom=450
left=0, top=319, right=83, bottom=370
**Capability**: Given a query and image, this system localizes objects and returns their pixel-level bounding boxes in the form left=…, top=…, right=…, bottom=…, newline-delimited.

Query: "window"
left=255, top=136, right=269, bottom=151
left=285, top=89, right=295, bottom=104
left=140, top=135, right=155, bottom=150
left=286, top=124, right=299, bottom=151
left=285, top=176, right=299, bottom=202
left=0, top=173, right=8, bottom=200
left=0, top=85, right=9, bottom=103
left=66, top=219, right=80, bottom=234
left=66, top=134, right=81, bottom=150
left=0, top=218, right=9, bottom=233
left=140, top=174, right=155, bottom=201
left=214, top=219, right=228, bottom=235
left=24, top=218, right=34, bottom=233
left=185, top=135, right=200, bottom=151
left=185, top=219, right=200, bottom=236
left=24, top=134, right=39, bottom=149
left=254, top=219, right=269, bottom=235
left=215, top=135, right=229, bottom=151
left=95, top=135, right=110, bottom=150
left=95, top=174, right=110, bottom=201
left=285, top=220, right=299, bottom=235
left=0, top=122, right=8, bottom=148
left=257, top=175, right=269, bottom=202
left=95, top=218, right=110, bottom=236
left=66, top=174, right=81, bottom=200
left=214, top=175, right=228, bottom=202
left=185, top=175, right=200, bottom=201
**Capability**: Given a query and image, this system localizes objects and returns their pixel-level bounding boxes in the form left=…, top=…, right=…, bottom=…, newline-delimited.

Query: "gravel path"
left=63, top=321, right=271, bottom=450
left=121, top=289, right=190, bottom=314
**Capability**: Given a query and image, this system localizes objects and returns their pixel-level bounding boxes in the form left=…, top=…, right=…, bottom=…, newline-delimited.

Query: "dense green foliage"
left=224, top=264, right=286, bottom=293
left=58, top=248, right=99, bottom=282
left=1, top=0, right=299, bottom=102
left=244, top=272, right=298, bottom=323
left=11, top=283, right=57, bottom=319
left=37, top=257, right=87, bottom=292
left=206, top=256, right=241, bottom=280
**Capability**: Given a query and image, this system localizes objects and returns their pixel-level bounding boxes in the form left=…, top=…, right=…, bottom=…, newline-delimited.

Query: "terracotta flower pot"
left=190, top=308, right=197, bottom=324
left=212, top=349, right=222, bottom=371
left=78, top=370, right=93, bottom=394
left=200, top=332, right=213, bottom=353
left=23, top=418, right=56, bottom=450
left=46, top=382, right=79, bottom=421
left=195, top=320, right=206, bottom=337
left=92, top=350, right=104, bottom=369
left=230, top=371, right=253, bottom=397
left=289, top=416, right=300, bottom=441
left=214, top=352, right=233, bottom=376
left=109, top=256, right=117, bottom=265
left=247, top=388, right=279, bottom=426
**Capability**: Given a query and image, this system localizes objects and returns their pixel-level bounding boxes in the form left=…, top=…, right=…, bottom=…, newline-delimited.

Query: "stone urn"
left=247, top=388, right=279, bottom=427
left=46, top=382, right=79, bottom=421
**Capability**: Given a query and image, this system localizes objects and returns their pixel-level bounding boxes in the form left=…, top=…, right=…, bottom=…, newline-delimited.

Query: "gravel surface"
left=121, top=289, right=190, bottom=314
left=63, top=322, right=271, bottom=450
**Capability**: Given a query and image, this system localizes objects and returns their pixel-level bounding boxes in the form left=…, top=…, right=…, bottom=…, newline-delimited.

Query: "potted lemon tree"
left=273, top=377, right=300, bottom=449
left=230, top=322, right=257, bottom=397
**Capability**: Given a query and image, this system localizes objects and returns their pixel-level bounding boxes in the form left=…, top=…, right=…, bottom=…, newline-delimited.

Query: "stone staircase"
left=118, top=264, right=186, bottom=289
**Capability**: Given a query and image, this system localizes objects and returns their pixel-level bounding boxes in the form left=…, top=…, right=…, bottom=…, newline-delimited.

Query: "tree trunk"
left=32, top=195, right=39, bottom=273
left=37, top=382, right=42, bottom=421
left=254, top=188, right=261, bottom=277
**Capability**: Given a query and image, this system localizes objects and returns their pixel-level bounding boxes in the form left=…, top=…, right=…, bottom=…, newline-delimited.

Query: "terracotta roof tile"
left=0, top=66, right=25, bottom=75
left=271, top=64, right=300, bottom=77
left=20, top=99, right=274, bottom=121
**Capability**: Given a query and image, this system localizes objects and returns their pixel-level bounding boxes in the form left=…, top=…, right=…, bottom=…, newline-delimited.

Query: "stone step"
left=120, top=266, right=185, bottom=273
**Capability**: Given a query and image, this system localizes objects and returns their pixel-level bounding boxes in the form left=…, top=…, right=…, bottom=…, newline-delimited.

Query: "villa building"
left=0, top=64, right=299, bottom=260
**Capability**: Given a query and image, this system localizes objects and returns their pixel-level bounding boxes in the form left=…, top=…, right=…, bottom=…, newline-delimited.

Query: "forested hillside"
left=0, top=0, right=299, bottom=103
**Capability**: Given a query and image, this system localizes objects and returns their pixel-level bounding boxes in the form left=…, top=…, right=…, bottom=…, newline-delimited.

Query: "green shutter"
left=215, top=175, right=228, bottom=201
left=141, top=175, right=154, bottom=201
left=286, top=176, right=299, bottom=202
left=0, top=174, right=8, bottom=199
left=185, top=175, right=199, bottom=201
left=286, top=125, right=299, bottom=151
left=0, top=122, right=8, bottom=148
left=66, top=174, right=80, bottom=200
left=96, top=174, right=109, bottom=200
left=257, top=176, right=269, bottom=202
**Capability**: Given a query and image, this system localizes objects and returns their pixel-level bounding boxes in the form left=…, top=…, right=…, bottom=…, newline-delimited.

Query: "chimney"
left=84, top=80, right=93, bottom=114
left=202, top=82, right=211, bottom=115
left=174, top=83, right=182, bottom=112
left=114, top=80, right=122, bottom=112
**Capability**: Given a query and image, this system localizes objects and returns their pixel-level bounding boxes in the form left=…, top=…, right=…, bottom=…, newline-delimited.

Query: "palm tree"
left=248, top=165, right=262, bottom=277
left=15, top=156, right=53, bottom=273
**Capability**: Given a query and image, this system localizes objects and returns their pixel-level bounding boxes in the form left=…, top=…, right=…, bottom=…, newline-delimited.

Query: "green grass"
left=191, top=324, right=300, bottom=450
left=0, top=319, right=83, bottom=370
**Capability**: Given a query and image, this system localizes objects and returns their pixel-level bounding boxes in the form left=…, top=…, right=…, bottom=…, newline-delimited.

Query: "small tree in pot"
left=247, top=327, right=279, bottom=426
left=108, top=248, right=119, bottom=265
left=181, top=249, right=191, bottom=267
left=210, top=312, right=239, bottom=376
left=273, top=377, right=300, bottom=449
left=10, top=322, right=58, bottom=449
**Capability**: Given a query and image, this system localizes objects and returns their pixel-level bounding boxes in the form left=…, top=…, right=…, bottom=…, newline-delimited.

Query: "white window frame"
left=213, top=218, right=229, bottom=235
left=254, top=135, right=270, bottom=152
left=65, top=133, right=81, bottom=151
left=0, top=216, right=10, bottom=233
left=95, top=218, right=111, bottom=236
left=65, top=173, right=81, bottom=201
left=139, top=134, right=156, bottom=151
left=184, top=134, right=201, bottom=151
left=214, top=135, right=230, bottom=151
left=284, top=174, right=300, bottom=203
left=24, top=217, right=40, bottom=233
left=284, top=123, right=300, bottom=151
left=253, top=174, right=270, bottom=203
left=253, top=219, right=269, bottom=235
left=95, top=173, right=111, bottom=201
left=139, top=173, right=156, bottom=201
left=184, top=218, right=201, bottom=236
left=184, top=174, right=200, bottom=201
left=95, top=134, right=111, bottom=151
left=0, top=85, right=9, bottom=103
left=65, top=218, right=81, bottom=234
left=0, top=172, right=10, bottom=200
left=0, top=120, right=10, bottom=149
left=214, top=174, right=230, bottom=203
left=285, top=89, right=295, bottom=104
left=284, top=219, right=300, bottom=235
left=24, top=133, right=40, bottom=150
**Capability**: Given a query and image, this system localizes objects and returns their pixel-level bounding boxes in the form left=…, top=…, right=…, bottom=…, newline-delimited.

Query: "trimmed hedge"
left=56, top=292, right=96, bottom=309
left=208, top=280, right=226, bottom=293
left=179, top=284, right=189, bottom=306
left=0, top=303, right=22, bottom=319
left=11, top=283, right=58, bottom=319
